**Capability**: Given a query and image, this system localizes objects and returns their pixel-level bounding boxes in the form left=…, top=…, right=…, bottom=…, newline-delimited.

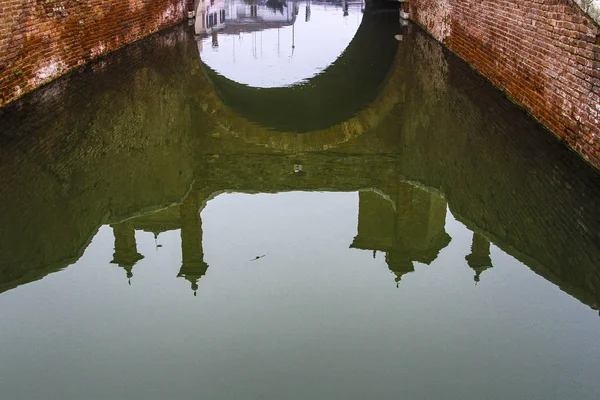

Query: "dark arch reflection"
left=195, top=0, right=401, bottom=132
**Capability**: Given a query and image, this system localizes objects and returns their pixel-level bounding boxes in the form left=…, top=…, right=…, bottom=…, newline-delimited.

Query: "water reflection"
left=1, top=8, right=600, bottom=399
left=196, top=0, right=365, bottom=88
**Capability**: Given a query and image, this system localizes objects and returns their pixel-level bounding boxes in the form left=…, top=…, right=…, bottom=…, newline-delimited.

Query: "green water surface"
left=0, top=2, right=599, bottom=399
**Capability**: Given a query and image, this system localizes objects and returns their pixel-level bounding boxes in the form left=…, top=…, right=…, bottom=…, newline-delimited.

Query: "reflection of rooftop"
left=128, top=207, right=182, bottom=237
left=218, top=20, right=295, bottom=35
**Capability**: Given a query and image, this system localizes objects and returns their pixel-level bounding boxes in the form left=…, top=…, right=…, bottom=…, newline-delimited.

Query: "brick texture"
left=0, top=0, right=193, bottom=107
left=409, top=0, right=600, bottom=168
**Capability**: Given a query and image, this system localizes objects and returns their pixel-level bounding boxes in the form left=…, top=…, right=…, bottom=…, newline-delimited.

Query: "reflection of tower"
left=385, top=251, right=414, bottom=286
left=343, top=0, right=349, bottom=17
left=212, top=31, right=219, bottom=48
left=111, top=220, right=144, bottom=285
left=394, top=182, right=450, bottom=266
left=466, top=233, right=493, bottom=283
left=178, top=191, right=209, bottom=296
left=351, top=182, right=451, bottom=286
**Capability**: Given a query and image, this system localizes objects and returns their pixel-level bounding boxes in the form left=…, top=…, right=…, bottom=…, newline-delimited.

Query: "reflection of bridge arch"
left=197, top=8, right=404, bottom=151
left=2, top=13, right=600, bottom=315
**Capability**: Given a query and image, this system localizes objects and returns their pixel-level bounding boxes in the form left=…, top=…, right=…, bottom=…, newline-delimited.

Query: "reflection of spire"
left=178, top=191, right=209, bottom=296
left=305, top=1, right=311, bottom=22
left=111, top=221, right=144, bottom=285
left=386, top=251, right=414, bottom=287
left=466, top=233, right=493, bottom=283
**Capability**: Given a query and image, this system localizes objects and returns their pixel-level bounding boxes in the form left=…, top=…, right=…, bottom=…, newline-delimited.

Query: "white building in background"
left=195, top=0, right=227, bottom=35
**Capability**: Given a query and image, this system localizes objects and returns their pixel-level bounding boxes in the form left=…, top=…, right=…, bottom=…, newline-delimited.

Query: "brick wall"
left=0, top=0, right=195, bottom=107
left=409, top=0, right=600, bottom=168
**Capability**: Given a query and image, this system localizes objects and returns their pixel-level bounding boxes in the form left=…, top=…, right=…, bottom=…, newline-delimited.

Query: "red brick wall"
left=0, top=0, right=192, bottom=107
left=409, top=0, right=600, bottom=168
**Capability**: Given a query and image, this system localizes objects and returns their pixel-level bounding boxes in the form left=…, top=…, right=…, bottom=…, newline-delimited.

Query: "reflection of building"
left=351, top=183, right=451, bottom=286
left=107, top=180, right=452, bottom=294
left=110, top=193, right=209, bottom=295
left=195, top=0, right=227, bottom=35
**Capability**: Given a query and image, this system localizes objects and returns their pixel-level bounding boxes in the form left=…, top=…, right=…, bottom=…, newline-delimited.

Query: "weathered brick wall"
left=0, top=0, right=195, bottom=107
left=409, top=0, right=600, bottom=167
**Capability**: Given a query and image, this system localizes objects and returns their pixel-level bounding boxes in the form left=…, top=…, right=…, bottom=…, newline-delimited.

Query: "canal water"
left=1, top=1, right=600, bottom=399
